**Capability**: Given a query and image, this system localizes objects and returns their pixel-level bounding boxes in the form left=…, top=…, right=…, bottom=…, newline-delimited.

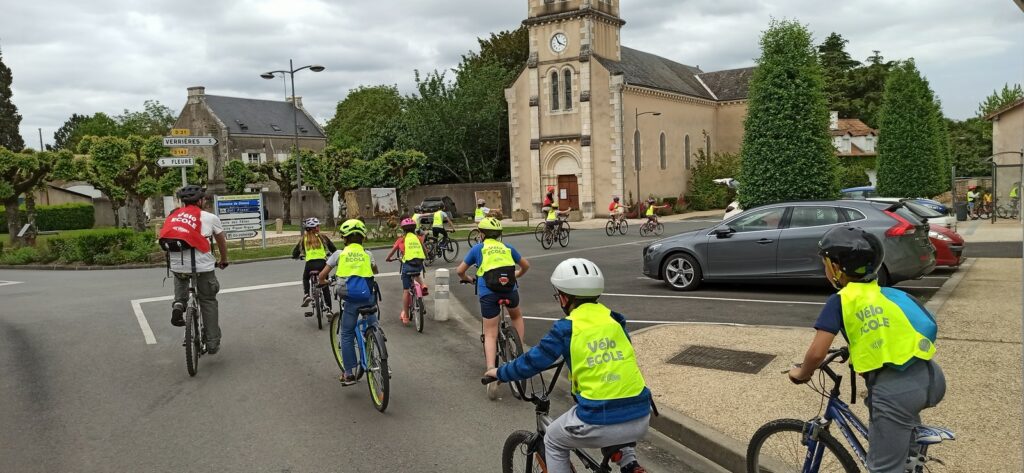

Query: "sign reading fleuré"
left=157, top=157, right=195, bottom=168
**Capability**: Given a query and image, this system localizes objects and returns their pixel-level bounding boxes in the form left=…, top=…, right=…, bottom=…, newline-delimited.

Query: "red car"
left=929, top=224, right=965, bottom=268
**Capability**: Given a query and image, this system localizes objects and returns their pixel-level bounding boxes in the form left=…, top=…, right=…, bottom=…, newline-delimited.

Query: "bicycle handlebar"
left=481, top=376, right=498, bottom=385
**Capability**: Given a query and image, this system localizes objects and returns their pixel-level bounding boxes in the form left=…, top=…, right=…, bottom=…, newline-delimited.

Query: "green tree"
left=846, top=51, right=894, bottom=128
left=977, top=83, right=1023, bottom=117
left=302, top=146, right=373, bottom=226
left=324, top=85, right=402, bottom=151
left=223, top=159, right=256, bottom=194
left=53, top=113, right=89, bottom=150
left=738, top=20, right=838, bottom=208
left=78, top=135, right=167, bottom=230
left=0, top=148, right=75, bottom=244
left=254, top=159, right=297, bottom=224
left=876, top=60, right=946, bottom=198
left=947, top=117, right=991, bottom=176
left=116, top=100, right=176, bottom=137
left=56, top=112, right=121, bottom=152
left=371, top=149, right=427, bottom=209
left=0, top=48, right=25, bottom=152
left=460, top=27, right=529, bottom=75
left=817, top=32, right=860, bottom=116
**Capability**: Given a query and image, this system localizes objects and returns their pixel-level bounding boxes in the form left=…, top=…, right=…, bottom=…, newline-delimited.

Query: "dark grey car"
left=642, top=200, right=936, bottom=291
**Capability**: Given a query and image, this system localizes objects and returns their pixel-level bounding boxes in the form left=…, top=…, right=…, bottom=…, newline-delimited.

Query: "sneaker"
left=300, top=295, right=312, bottom=307
left=338, top=373, right=358, bottom=386
left=486, top=381, right=499, bottom=400
left=206, top=340, right=220, bottom=355
left=621, top=462, right=646, bottom=473
left=170, top=303, right=185, bottom=327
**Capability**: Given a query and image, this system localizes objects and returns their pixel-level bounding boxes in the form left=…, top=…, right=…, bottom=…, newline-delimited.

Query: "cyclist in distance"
left=431, top=206, right=455, bottom=241
left=643, top=198, right=669, bottom=225
left=163, top=185, right=229, bottom=354
left=788, top=227, right=945, bottom=473
left=609, top=196, right=625, bottom=222
left=384, top=217, right=428, bottom=326
left=319, top=219, right=380, bottom=386
left=485, top=258, right=652, bottom=473
left=456, top=218, right=531, bottom=399
left=292, top=217, right=337, bottom=309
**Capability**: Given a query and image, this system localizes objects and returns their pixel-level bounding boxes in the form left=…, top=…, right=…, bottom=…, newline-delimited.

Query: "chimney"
left=287, top=96, right=303, bottom=110
left=187, top=86, right=205, bottom=105
left=829, top=111, right=839, bottom=131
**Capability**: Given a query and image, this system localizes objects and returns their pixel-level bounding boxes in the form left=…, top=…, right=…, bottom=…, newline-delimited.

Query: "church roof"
left=596, top=46, right=753, bottom=102
left=204, top=95, right=325, bottom=138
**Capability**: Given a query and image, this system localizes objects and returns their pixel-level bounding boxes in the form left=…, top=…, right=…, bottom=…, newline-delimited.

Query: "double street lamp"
left=635, top=108, right=661, bottom=213
left=261, top=60, right=325, bottom=225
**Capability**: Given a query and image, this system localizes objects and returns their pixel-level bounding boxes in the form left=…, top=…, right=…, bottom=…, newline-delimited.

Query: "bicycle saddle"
left=914, top=425, right=955, bottom=445
left=497, top=299, right=511, bottom=306
left=357, top=306, right=378, bottom=316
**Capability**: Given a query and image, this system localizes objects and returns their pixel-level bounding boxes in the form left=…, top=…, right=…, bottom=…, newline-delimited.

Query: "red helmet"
left=547, top=186, right=555, bottom=192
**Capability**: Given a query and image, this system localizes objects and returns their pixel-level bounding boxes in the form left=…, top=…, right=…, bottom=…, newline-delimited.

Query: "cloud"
left=2, top=0, right=1021, bottom=147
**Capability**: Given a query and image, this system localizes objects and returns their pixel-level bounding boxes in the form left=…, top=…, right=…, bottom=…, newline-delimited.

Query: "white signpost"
left=214, top=194, right=267, bottom=249
left=157, top=157, right=195, bottom=168
left=161, top=132, right=217, bottom=187
left=162, top=136, right=218, bottom=147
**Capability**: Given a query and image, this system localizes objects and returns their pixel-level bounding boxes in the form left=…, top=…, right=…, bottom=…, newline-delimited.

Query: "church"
left=505, top=0, right=754, bottom=218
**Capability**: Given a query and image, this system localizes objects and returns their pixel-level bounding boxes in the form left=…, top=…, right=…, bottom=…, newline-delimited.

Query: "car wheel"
left=662, top=253, right=702, bottom=291
left=876, top=265, right=891, bottom=287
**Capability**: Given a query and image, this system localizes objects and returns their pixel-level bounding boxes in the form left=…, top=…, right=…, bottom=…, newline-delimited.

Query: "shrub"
left=0, top=203, right=95, bottom=233
left=48, top=229, right=156, bottom=265
left=837, top=157, right=875, bottom=188
left=0, top=247, right=42, bottom=265
left=686, top=150, right=742, bottom=210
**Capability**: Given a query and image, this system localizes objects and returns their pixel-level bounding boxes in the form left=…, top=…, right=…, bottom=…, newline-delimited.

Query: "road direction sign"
left=157, top=157, right=195, bottom=167
left=222, top=223, right=262, bottom=232
left=170, top=148, right=189, bottom=156
left=225, top=230, right=258, bottom=240
left=220, top=217, right=261, bottom=226
left=163, top=136, right=218, bottom=147
left=171, top=128, right=191, bottom=136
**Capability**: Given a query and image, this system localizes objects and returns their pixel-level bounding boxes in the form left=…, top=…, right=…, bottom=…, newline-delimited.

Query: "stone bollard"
left=434, top=268, right=450, bottom=322
left=275, top=218, right=283, bottom=234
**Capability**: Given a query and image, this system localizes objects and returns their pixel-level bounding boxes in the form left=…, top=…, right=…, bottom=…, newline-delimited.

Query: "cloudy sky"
left=2, top=0, right=1022, bottom=148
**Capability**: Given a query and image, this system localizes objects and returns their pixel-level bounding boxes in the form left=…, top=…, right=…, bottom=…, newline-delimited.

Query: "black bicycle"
left=424, top=230, right=460, bottom=266
left=605, top=216, right=629, bottom=236
left=305, top=270, right=330, bottom=330
left=483, top=362, right=646, bottom=473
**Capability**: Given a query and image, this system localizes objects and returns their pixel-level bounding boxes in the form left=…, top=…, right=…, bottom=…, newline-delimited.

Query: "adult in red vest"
left=161, top=186, right=229, bottom=354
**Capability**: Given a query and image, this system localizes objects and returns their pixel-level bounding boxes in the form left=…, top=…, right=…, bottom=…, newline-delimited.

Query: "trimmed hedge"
left=47, top=229, right=157, bottom=265
left=0, top=247, right=46, bottom=265
left=0, top=203, right=95, bottom=233
left=686, top=151, right=742, bottom=211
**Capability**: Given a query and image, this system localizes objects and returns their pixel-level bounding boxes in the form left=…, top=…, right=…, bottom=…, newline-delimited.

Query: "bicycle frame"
left=803, top=392, right=869, bottom=471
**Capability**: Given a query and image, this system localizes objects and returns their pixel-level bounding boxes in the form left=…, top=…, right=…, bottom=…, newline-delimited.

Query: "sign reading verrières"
left=163, top=136, right=218, bottom=147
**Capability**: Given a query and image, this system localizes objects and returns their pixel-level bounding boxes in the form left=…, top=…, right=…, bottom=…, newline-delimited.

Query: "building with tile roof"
left=506, top=0, right=756, bottom=217
left=829, top=112, right=878, bottom=157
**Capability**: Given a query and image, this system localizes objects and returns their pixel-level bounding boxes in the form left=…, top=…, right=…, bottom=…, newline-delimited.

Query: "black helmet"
left=818, top=227, right=884, bottom=278
left=176, top=185, right=206, bottom=203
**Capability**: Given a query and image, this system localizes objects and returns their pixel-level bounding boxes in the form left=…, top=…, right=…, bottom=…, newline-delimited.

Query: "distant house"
left=984, top=98, right=1023, bottom=202
left=830, top=112, right=877, bottom=157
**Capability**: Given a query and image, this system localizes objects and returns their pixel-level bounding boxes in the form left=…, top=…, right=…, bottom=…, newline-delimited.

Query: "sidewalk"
left=631, top=257, right=1022, bottom=472
left=956, top=217, right=1024, bottom=243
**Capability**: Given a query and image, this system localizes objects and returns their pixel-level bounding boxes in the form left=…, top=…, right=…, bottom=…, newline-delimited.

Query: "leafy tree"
left=876, top=60, right=946, bottom=198
left=56, top=112, right=120, bottom=152
left=78, top=135, right=167, bottom=230
left=372, top=150, right=427, bottom=209
left=397, top=71, right=463, bottom=183
left=0, top=48, right=25, bottom=152
left=460, top=27, right=529, bottom=75
left=253, top=159, right=297, bottom=224
left=817, top=32, right=860, bottom=116
left=302, top=146, right=370, bottom=227
left=324, top=85, right=403, bottom=151
left=53, top=114, right=89, bottom=150
left=947, top=117, right=991, bottom=176
left=686, top=150, right=742, bottom=210
left=930, top=98, right=952, bottom=193
left=846, top=51, right=894, bottom=128
left=223, top=159, right=256, bottom=194
left=116, top=100, right=176, bottom=137
left=977, top=83, right=1023, bottom=117
left=738, top=20, right=839, bottom=208
left=0, top=148, right=75, bottom=244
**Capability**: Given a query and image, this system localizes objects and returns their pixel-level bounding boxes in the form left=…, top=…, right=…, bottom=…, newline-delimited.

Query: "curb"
left=924, top=257, right=975, bottom=315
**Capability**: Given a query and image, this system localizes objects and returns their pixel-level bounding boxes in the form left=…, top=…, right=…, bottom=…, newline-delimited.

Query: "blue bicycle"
left=746, top=347, right=954, bottom=472
left=329, top=283, right=390, bottom=412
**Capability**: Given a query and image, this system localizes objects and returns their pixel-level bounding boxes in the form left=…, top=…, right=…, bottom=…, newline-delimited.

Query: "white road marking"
left=0, top=280, right=23, bottom=287
left=602, top=292, right=826, bottom=305
left=129, top=271, right=400, bottom=344
left=524, top=240, right=646, bottom=260
left=524, top=315, right=756, bottom=327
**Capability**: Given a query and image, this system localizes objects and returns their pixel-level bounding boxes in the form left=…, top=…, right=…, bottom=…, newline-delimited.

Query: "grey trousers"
left=544, top=406, right=650, bottom=473
left=173, top=271, right=221, bottom=342
left=865, top=360, right=946, bottom=473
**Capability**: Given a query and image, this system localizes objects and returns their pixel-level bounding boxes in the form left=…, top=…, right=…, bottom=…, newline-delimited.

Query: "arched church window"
left=659, top=133, right=667, bottom=170
left=550, top=71, right=560, bottom=111
left=684, top=134, right=691, bottom=170
left=563, top=69, right=573, bottom=110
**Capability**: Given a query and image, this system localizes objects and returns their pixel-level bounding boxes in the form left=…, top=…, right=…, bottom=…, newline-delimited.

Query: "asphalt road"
left=0, top=252, right=697, bottom=472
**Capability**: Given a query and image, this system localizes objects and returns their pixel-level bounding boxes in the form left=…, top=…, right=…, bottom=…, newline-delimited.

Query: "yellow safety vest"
left=839, top=281, right=936, bottom=373
left=476, top=238, right=515, bottom=276
left=432, top=210, right=444, bottom=228
left=645, top=205, right=655, bottom=216
left=967, top=192, right=976, bottom=202
left=546, top=209, right=558, bottom=222
left=566, top=303, right=646, bottom=401
left=335, top=243, right=373, bottom=278
left=1012, top=187, right=1019, bottom=199
left=475, top=207, right=485, bottom=221
left=402, top=232, right=425, bottom=262
left=304, top=236, right=327, bottom=261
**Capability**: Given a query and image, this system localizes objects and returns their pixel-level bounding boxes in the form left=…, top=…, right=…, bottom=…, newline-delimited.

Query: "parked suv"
left=418, top=196, right=458, bottom=217
left=642, top=200, right=935, bottom=291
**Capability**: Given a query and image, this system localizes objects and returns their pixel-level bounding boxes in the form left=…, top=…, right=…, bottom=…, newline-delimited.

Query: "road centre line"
left=602, top=292, right=826, bottom=305
left=129, top=272, right=400, bottom=344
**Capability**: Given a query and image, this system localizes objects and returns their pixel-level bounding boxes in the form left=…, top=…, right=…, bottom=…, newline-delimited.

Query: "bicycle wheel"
left=468, top=229, right=480, bottom=247
left=534, top=223, right=546, bottom=242
left=329, top=312, right=345, bottom=372
left=619, top=220, right=629, bottom=235
left=499, top=325, right=532, bottom=399
left=541, top=229, right=554, bottom=249
left=364, top=326, right=390, bottom=412
left=639, top=223, right=649, bottom=237
left=442, top=238, right=460, bottom=263
left=423, top=239, right=437, bottom=266
left=746, top=419, right=858, bottom=473
left=501, top=430, right=545, bottom=473
left=558, top=227, right=570, bottom=247
left=654, top=223, right=664, bottom=236
left=413, top=292, right=425, bottom=333
left=313, top=292, right=324, bottom=331
left=605, top=220, right=615, bottom=236
left=184, top=305, right=200, bottom=377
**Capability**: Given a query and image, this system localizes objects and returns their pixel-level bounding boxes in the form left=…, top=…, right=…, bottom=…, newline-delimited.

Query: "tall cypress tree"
left=876, top=60, right=944, bottom=198
left=817, top=32, right=860, bottom=116
left=738, top=20, right=838, bottom=209
left=0, top=47, right=25, bottom=152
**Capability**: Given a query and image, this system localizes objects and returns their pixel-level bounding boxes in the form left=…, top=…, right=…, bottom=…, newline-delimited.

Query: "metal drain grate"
left=668, top=345, right=776, bottom=374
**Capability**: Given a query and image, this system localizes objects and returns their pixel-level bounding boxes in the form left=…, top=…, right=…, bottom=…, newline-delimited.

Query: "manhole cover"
left=668, top=345, right=776, bottom=374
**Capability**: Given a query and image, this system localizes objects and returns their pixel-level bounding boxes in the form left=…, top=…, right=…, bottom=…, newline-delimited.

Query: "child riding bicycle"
left=788, top=227, right=945, bottom=472
left=456, top=218, right=531, bottom=400
left=384, top=218, right=428, bottom=326
left=644, top=198, right=669, bottom=224
left=318, top=219, right=380, bottom=386
left=485, top=258, right=651, bottom=473
left=292, top=217, right=338, bottom=309
left=608, top=197, right=626, bottom=222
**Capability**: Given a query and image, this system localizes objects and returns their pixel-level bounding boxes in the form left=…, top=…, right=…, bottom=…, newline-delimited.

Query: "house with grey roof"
left=506, top=0, right=756, bottom=218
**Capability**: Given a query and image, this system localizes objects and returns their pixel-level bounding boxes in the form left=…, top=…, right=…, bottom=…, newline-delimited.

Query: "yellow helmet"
left=339, top=219, right=367, bottom=237
left=478, top=217, right=503, bottom=231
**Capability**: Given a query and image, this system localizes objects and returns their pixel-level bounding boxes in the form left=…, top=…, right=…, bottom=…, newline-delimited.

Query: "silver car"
left=641, top=200, right=936, bottom=291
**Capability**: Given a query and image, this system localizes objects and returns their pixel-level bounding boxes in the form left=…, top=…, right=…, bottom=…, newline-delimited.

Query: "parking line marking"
left=602, top=292, right=825, bottom=305
left=129, top=272, right=400, bottom=344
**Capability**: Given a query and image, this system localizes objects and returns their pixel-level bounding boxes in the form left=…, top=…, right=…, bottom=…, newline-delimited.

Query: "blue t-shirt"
left=462, top=241, right=522, bottom=297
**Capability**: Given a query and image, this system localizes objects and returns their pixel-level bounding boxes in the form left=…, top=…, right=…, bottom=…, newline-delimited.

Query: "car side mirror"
left=714, top=226, right=735, bottom=238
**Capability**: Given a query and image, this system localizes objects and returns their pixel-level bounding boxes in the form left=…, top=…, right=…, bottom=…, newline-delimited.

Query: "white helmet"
left=477, top=199, right=486, bottom=205
left=303, top=217, right=320, bottom=229
left=550, top=258, right=604, bottom=297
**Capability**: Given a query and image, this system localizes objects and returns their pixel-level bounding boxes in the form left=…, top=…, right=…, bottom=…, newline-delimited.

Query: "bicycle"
left=995, top=199, right=1019, bottom=219
left=540, top=217, right=571, bottom=250
left=746, top=347, right=954, bottom=472
left=482, top=361, right=646, bottom=473
left=304, top=270, right=330, bottom=330
left=605, top=215, right=629, bottom=236
left=968, top=202, right=990, bottom=220
left=387, top=255, right=427, bottom=333
left=329, top=282, right=391, bottom=412
left=176, top=247, right=206, bottom=377
left=424, top=227, right=460, bottom=266
left=637, top=218, right=664, bottom=237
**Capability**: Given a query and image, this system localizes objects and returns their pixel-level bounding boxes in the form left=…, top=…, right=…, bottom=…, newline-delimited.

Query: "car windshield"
left=903, top=200, right=944, bottom=218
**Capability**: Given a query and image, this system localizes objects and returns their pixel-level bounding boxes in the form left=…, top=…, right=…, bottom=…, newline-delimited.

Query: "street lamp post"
left=635, top=108, right=661, bottom=214
left=261, top=60, right=325, bottom=225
